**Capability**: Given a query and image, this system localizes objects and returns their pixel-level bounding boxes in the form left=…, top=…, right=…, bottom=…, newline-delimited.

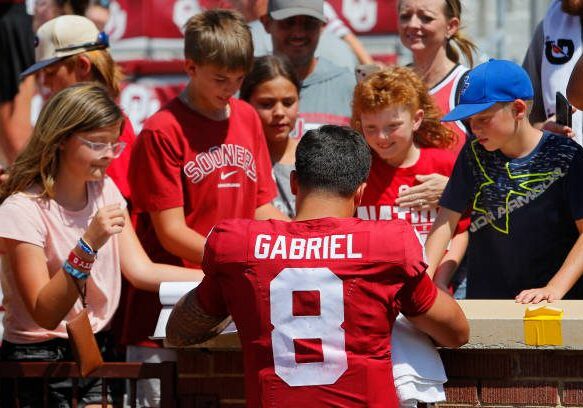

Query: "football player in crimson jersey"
left=167, top=125, right=469, bottom=407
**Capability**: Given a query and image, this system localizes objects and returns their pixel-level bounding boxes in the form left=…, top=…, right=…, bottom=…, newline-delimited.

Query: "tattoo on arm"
left=165, top=289, right=230, bottom=347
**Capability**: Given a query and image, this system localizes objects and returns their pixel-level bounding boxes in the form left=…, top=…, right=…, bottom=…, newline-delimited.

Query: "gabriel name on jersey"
left=254, top=233, right=364, bottom=260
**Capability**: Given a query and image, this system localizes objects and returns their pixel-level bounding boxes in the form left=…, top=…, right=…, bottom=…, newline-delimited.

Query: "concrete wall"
left=171, top=300, right=583, bottom=407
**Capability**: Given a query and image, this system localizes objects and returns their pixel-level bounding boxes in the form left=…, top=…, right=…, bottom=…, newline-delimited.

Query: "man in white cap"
left=261, top=0, right=356, bottom=135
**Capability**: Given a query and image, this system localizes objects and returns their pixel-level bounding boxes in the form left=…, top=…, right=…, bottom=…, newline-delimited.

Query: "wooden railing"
left=0, top=361, right=176, bottom=408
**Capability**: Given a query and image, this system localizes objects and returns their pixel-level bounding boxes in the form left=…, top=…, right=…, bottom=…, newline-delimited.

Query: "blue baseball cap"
left=441, top=59, right=534, bottom=122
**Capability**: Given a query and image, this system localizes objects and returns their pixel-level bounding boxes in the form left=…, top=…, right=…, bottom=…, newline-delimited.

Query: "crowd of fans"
left=1, top=0, right=583, bottom=406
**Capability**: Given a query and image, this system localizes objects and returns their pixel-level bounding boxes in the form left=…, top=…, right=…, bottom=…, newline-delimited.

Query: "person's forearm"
left=157, top=224, right=206, bottom=265
left=343, top=32, right=374, bottom=64
left=166, top=289, right=229, bottom=347
left=129, top=264, right=205, bottom=292
left=567, top=55, right=583, bottom=110
left=425, top=209, right=460, bottom=278
left=33, top=269, right=84, bottom=329
left=546, top=233, right=583, bottom=298
left=0, top=76, right=35, bottom=163
left=435, top=230, right=468, bottom=287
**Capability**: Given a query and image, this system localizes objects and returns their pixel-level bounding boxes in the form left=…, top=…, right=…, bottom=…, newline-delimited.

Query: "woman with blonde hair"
left=19, top=14, right=134, bottom=201
left=0, top=83, right=202, bottom=407
left=396, top=0, right=478, bottom=210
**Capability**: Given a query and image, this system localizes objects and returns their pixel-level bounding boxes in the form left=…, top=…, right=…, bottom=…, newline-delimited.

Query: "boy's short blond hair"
left=184, top=9, right=254, bottom=73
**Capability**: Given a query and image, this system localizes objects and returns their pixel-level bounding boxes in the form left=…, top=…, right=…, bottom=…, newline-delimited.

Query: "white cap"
left=20, top=15, right=109, bottom=78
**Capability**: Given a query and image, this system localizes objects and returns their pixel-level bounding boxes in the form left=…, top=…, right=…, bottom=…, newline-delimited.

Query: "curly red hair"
left=351, top=66, right=455, bottom=149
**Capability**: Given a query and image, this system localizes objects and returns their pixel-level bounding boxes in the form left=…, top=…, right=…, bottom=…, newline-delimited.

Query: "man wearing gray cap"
left=261, top=0, right=356, bottom=134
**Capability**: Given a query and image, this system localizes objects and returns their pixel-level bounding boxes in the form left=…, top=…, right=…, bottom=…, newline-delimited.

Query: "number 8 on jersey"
left=270, top=267, right=348, bottom=386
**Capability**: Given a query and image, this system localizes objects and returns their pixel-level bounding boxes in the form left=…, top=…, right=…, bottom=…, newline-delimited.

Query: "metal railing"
left=0, top=361, right=176, bottom=408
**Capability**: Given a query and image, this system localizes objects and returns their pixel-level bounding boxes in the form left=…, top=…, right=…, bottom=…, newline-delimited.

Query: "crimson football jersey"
left=196, top=217, right=437, bottom=407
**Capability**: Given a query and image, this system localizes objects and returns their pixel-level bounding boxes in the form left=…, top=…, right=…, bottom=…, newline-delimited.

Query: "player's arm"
left=150, top=207, right=207, bottom=265
left=516, top=219, right=583, bottom=303
left=166, top=287, right=231, bottom=347
left=255, top=202, right=290, bottom=221
left=567, top=54, right=583, bottom=110
left=406, top=288, right=469, bottom=348
left=424, top=207, right=462, bottom=279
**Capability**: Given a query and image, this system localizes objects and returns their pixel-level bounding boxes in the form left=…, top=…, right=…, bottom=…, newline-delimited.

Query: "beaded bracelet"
left=77, top=237, right=97, bottom=256
left=68, top=251, right=94, bottom=273
left=63, top=261, right=89, bottom=280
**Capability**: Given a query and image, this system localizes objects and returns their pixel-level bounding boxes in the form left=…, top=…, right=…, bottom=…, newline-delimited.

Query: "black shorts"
left=0, top=332, right=120, bottom=408
left=0, top=3, right=35, bottom=102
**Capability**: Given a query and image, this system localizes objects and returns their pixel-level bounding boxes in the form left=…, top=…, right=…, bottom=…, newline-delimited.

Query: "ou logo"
left=104, top=1, right=128, bottom=41
left=342, top=0, right=377, bottom=32
left=173, top=0, right=202, bottom=33
left=119, top=84, right=161, bottom=134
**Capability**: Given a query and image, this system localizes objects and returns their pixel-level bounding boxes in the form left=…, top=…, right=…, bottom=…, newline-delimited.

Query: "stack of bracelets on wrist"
left=63, top=238, right=97, bottom=280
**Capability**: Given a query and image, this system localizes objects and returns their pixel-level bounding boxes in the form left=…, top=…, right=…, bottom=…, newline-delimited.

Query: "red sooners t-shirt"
left=359, top=147, right=468, bottom=243
left=130, top=96, right=277, bottom=267
left=106, top=115, right=135, bottom=200
left=121, top=97, right=277, bottom=346
left=196, top=217, right=437, bottom=407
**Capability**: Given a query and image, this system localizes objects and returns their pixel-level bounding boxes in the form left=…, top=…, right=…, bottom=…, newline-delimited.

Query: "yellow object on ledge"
left=523, top=305, right=563, bottom=346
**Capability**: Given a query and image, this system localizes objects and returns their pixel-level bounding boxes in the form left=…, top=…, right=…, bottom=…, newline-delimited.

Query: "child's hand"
left=541, top=113, right=576, bottom=138
left=396, top=173, right=449, bottom=210
left=83, top=204, right=125, bottom=251
left=515, top=286, right=563, bottom=304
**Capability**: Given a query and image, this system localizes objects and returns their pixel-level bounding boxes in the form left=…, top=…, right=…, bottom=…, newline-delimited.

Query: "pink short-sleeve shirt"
left=0, top=177, right=125, bottom=343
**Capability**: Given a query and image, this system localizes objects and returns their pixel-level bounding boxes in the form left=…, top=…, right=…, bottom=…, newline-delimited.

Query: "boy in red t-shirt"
left=166, top=125, right=469, bottom=407
left=123, top=9, right=287, bottom=407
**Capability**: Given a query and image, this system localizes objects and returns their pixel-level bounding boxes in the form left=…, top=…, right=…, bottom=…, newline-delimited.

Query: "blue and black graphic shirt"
left=441, top=132, right=583, bottom=299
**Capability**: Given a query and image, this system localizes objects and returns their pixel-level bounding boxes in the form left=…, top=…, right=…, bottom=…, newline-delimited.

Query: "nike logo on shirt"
left=220, top=170, right=238, bottom=180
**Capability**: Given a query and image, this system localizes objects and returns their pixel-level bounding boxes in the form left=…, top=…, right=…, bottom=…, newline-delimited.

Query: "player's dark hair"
left=295, top=125, right=371, bottom=197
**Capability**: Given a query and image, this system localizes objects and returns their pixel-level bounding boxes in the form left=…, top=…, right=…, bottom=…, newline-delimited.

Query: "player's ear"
left=290, top=170, right=298, bottom=196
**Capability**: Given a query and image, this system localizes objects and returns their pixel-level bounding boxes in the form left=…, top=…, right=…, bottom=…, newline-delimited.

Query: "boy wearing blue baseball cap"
left=425, top=59, right=583, bottom=303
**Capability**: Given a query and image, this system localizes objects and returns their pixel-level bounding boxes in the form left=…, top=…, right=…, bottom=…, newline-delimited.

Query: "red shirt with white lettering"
left=106, top=115, right=135, bottom=201
left=358, top=147, right=467, bottom=244
left=120, top=97, right=277, bottom=346
left=196, top=217, right=437, bottom=407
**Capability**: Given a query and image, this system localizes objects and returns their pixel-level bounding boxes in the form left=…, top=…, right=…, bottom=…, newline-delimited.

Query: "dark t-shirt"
left=440, top=132, right=583, bottom=299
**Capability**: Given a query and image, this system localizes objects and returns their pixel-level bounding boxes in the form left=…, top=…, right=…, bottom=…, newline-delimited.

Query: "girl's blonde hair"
left=0, top=83, right=123, bottom=203
left=351, top=67, right=455, bottom=149
left=64, top=49, right=124, bottom=98
left=444, top=0, right=477, bottom=67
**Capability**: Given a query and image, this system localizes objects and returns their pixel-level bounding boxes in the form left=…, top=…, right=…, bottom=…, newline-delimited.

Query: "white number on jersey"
left=270, top=267, right=348, bottom=386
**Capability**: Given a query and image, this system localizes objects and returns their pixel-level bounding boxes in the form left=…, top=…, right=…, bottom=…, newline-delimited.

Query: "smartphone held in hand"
left=556, top=91, right=573, bottom=128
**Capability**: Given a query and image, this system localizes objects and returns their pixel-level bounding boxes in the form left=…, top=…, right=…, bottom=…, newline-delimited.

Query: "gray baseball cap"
left=268, top=0, right=326, bottom=22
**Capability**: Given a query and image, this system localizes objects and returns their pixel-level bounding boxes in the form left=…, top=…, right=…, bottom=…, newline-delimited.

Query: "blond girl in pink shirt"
left=0, top=83, right=203, bottom=407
